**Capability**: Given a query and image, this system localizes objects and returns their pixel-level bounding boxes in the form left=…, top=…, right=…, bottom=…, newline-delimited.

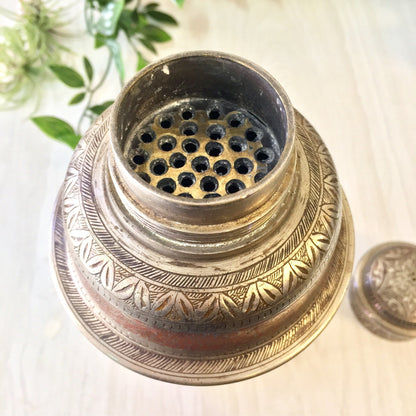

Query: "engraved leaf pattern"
left=134, top=281, right=150, bottom=311
left=67, top=207, right=80, bottom=230
left=79, top=236, right=93, bottom=263
left=175, top=292, right=194, bottom=320
left=242, top=284, right=260, bottom=313
left=152, top=291, right=194, bottom=319
left=242, top=281, right=282, bottom=313
left=113, top=277, right=138, bottom=299
left=63, top=197, right=80, bottom=229
left=71, top=140, right=86, bottom=165
left=198, top=295, right=220, bottom=321
left=282, top=259, right=310, bottom=294
left=100, top=261, right=115, bottom=291
left=324, top=173, right=339, bottom=199
left=257, top=281, right=282, bottom=305
left=85, top=254, right=107, bottom=274
left=219, top=293, right=240, bottom=318
left=321, top=203, right=339, bottom=233
left=69, top=229, right=89, bottom=247
left=64, top=167, right=79, bottom=196
left=306, top=233, right=330, bottom=264
left=152, top=292, right=175, bottom=316
left=317, top=143, right=334, bottom=168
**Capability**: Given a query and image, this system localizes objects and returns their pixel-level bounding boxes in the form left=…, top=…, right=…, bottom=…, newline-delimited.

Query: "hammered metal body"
left=52, top=51, right=355, bottom=385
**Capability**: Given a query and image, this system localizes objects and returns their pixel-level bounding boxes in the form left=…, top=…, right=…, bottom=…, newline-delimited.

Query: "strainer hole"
left=182, top=138, right=199, bottom=154
left=133, top=154, right=146, bottom=165
left=235, top=158, right=254, bottom=175
left=158, top=135, right=177, bottom=152
left=254, top=172, right=266, bottom=183
left=204, top=193, right=221, bottom=199
left=192, top=156, right=210, bottom=173
left=169, top=153, right=186, bottom=168
left=180, top=122, right=198, bottom=136
left=213, top=160, right=231, bottom=176
left=178, top=172, right=196, bottom=188
left=205, top=142, right=223, bottom=157
left=229, top=136, right=247, bottom=152
left=157, top=178, right=176, bottom=194
left=181, top=109, right=194, bottom=120
left=207, top=124, right=225, bottom=141
left=255, top=147, right=275, bottom=164
left=159, top=115, right=174, bottom=129
left=138, top=172, right=151, bottom=183
left=179, top=193, right=193, bottom=198
left=140, top=131, right=155, bottom=143
left=151, top=159, right=168, bottom=176
left=245, top=127, right=262, bottom=142
left=227, top=113, right=245, bottom=128
left=161, top=142, right=173, bottom=151
left=201, top=176, right=218, bottom=193
left=208, top=109, right=220, bottom=120
left=226, top=179, right=245, bottom=194
left=132, top=150, right=149, bottom=165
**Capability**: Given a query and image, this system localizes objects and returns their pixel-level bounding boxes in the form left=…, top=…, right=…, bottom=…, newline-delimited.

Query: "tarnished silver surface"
left=350, top=242, right=416, bottom=341
left=51, top=51, right=355, bottom=384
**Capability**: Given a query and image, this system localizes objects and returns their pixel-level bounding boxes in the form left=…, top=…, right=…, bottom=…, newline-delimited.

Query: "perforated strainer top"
left=124, top=98, right=281, bottom=199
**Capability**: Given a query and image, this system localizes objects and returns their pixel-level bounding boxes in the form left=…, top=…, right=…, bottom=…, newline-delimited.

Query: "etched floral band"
left=51, top=51, right=355, bottom=385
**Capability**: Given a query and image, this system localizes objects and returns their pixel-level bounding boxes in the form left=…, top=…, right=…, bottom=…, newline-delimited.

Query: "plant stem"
left=91, top=52, right=113, bottom=93
left=84, top=2, right=93, bottom=36
left=76, top=52, right=112, bottom=134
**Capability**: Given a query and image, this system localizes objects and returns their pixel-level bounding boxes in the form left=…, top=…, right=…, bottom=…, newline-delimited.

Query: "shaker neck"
left=107, top=51, right=295, bottom=231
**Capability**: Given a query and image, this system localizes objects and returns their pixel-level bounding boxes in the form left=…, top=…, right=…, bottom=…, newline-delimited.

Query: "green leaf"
left=96, top=0, right=125, bottom=36
left=31, top=116, right=80, bottom=148
left=89, top=100, right=114, bottom=115
left=68, top=92, right=86, bottom=105
left=83, top=57, right=94, bottom=81
left=140, top=38, right=157, bottom=53
left=136, top=52, right=149, bottom=71
left=89, top=0, right=109, bottom=6
left=170, top=0, right=185, bottom=7
left=137, top=13, right=148, bottom=30
left=145, top=3, right=159, bottom=11
left=60, top=133, right=81, bottom=149
left=141, top=25, right=171, bottom=42
left=147, top=10, right=177, bottom=25
left=49, top=65, right=85, bottom=88
left=119, top=9, right=134, bottom=36
left=105, top=39, right=125, bottom=81
left=94, top=33, right=106, bottom=48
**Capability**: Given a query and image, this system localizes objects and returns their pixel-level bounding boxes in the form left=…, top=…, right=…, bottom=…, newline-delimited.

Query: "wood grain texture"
left=0, top=0, right=415, bottom=414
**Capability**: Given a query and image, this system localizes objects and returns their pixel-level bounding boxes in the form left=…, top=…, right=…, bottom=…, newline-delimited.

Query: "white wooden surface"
left=1, top=0, right=415, bottom=415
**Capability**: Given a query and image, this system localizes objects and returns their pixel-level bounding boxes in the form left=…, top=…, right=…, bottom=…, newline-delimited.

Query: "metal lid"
left=350, top=242, right=416, bottom=340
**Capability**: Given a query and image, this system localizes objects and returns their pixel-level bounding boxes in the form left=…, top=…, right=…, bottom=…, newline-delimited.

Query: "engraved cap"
left=350, top=242, right=416, bottom=341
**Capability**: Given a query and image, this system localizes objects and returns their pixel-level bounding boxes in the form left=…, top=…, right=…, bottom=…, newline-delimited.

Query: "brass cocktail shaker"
left=52, top=51, right=354, bottom=385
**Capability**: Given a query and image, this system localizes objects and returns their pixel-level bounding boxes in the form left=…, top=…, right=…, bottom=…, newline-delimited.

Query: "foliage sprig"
left=0, top=0, right=184, bottom=148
